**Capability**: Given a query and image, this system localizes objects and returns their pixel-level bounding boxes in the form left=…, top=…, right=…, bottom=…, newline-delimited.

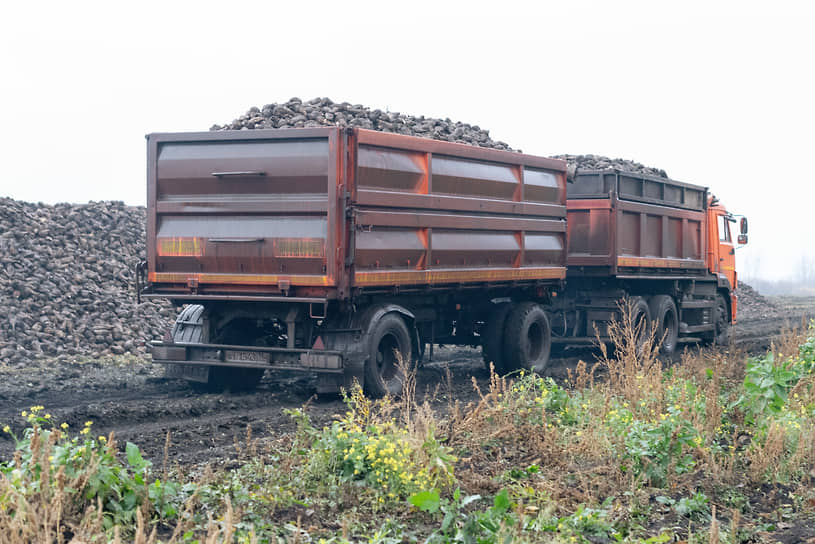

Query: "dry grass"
left=446, top=364, right=629, bottom=515
left=431, top=308, right=815, bottom=532
left=4, top=317, right=815, bottom=542
left=0, top=422, right=248, bottom=544
left=597, top=299, right=666, bottom=417
left=0, top=425, right=103, bottom=544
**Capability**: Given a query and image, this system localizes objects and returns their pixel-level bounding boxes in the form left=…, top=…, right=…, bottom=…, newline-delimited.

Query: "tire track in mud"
left=2, top=299, right=814, bottom=467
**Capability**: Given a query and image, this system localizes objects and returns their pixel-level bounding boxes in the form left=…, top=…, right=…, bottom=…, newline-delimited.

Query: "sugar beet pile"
left=0, top=200, right=172, bottom=364
left=213, top=97, right=669, bottom=179
left=1, top=98, right=763, bottom=364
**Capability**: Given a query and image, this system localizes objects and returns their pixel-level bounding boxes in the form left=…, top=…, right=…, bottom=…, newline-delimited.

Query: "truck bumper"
left=150, top=341, right=344, bottom=377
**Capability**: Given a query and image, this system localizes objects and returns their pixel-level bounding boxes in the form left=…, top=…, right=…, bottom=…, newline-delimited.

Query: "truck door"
left=715, top=212, right=736, bottom=289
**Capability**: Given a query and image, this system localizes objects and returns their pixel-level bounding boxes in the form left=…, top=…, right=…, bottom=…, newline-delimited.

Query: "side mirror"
left=738, top=234, right=748, bottom=245
left=740, top=217, right=748, bottom=235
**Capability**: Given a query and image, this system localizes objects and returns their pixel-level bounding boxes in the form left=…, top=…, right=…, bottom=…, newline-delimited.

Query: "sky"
left=1, top=0, right=813, bottom=283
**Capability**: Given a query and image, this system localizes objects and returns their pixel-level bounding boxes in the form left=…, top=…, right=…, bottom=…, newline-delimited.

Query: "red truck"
left=139, top=127, right=747, bottom=395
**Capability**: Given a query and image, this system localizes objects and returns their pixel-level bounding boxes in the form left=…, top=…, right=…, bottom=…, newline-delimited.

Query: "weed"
left=3, top=322, right=815, bottom=542
left=599, top=298, right=664, bottom=411
left=310, top=385, right=456, bottom=505
left=0, top=406, right=187, bottom=542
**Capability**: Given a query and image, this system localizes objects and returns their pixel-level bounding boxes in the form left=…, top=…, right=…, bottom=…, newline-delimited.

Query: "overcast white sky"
left=1, top=0, right=813, bottom=282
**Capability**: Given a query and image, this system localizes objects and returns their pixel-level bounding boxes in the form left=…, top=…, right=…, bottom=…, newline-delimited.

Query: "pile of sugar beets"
left=0, top=200, right=173, bottom=365
left=212, top=97, right=669, bottom=179
left=1, top=97, right=674, bottom=365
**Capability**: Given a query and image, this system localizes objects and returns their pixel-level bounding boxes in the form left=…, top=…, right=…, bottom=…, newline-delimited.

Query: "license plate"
left=224, top=350, right=270, bottom=364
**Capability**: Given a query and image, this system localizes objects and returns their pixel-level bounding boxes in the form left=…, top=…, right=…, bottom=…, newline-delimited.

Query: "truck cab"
left=706, top=196, right=748, bottom=323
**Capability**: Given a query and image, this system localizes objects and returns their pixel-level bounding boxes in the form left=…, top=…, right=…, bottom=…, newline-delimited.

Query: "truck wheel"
left=648, top=295, right=679, bottom=355
left=502, top=302, right=552, bottom=374
left=364, top=313, right=413, bottom=398
left=481, top=303, right=513, bottom=375
left=628, top=297, right=652, bottom=353
left=703, top=294, right=731, bottom=346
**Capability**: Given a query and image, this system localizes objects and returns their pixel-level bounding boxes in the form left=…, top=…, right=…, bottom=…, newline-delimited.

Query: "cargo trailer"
left=139, top=127, right=747, bottom=394
left=141, top=127, right=568, bottom=394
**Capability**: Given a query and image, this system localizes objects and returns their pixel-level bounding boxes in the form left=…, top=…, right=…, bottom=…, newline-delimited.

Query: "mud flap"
left=165, top=363, right=209, bottom=383
left=314, top=355, right=365, bottom=394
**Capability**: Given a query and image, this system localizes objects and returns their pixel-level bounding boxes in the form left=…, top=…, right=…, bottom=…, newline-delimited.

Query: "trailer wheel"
left=503, top=302, right=552, bottom=374
left=481, top=303, right=513, bottom=375
left=648, top=295, right=679, bottom=355
left=703, top=294, right=731, bottom=346
left=171, top=304, right=205, bottom=343
left=167, top=305, right=205, bottom=384
left=364, top=313, right=413, bottom=398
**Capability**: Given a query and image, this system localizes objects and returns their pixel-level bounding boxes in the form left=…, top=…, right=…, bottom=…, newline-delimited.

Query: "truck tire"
left=364, top=313, right=413, bottom=398
left=627, top=296, right=652, bottom=353
left=481, top=302, right=513, bottom=375
left=169, top=305, right=264, bottom=392
left=171, top=304, right=204, bottom=343
left=703, top=294, right=731, bottom=346
left=648, top=295, right=679, bottom=355
left=502, top=302, right=551, bottom=374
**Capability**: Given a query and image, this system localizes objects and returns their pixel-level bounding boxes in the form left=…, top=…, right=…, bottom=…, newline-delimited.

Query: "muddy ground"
left=2, top=295, right=814, bottom=470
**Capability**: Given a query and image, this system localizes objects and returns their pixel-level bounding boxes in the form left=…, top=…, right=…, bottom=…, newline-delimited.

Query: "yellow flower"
left=99, top=436, right=107, bottom=442
left=21, top=411, right=27, bottom=418
left=60, top=422, right=69, bottom=430
left=80, top=427, right=90, bottom=435
left=2, top=425, right=9, bottom=433
left=84, top=421, right=93, bottom=427
left=44, top=414, right=51, bottom=419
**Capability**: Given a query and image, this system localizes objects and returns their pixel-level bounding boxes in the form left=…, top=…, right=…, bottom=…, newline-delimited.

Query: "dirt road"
left=2, top=296, right=814, bottom=467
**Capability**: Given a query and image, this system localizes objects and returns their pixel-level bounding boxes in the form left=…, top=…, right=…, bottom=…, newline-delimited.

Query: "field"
left=1, top=295, right=814, bottom=543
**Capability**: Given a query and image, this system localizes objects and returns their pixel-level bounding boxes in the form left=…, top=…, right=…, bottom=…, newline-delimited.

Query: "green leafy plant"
left=307, top=386, right=456, bottom=505
left=502, top=370, right=577, bottom=426
left=623, top=405, right=698, bottom=486
left=411, top=487, right=517, bottom=543
left=656, top=492, right=710, bottom=520
left=743, top=353, right=802, bottom=415
left=0, top=406, right=186, bottom=533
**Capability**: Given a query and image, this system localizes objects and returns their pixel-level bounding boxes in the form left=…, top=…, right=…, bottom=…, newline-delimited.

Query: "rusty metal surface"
left=145, top=127, right=568, bottom=298
left=348, top=129, right=567, bottom=287
left=146, top=128, right=340, bottom=298
left=567, top=186, right=707, bottom=276
left=151, top=341, right=344, bottom=373
left=569, top=170, right=706, bottom=212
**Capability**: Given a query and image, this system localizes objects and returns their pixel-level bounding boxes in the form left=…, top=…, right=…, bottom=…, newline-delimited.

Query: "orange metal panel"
left=354, top=267, right=566, bottom=287
left=150, top=272, right=332, bottom=286
left=616, top=257, right=706, bottom=269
